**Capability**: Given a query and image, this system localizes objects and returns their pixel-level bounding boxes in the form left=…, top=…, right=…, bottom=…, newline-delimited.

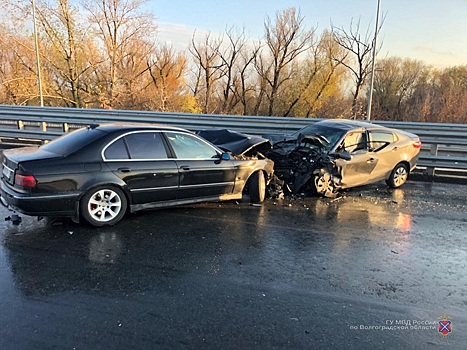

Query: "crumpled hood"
left=197, top=129, right=272, bottom=156
left=296, top=133, right=330, bottom=149
left=270, top=133, right=330, bottom=156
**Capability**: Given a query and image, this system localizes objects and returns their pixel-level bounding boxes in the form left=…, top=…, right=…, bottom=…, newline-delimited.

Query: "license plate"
left=2, top=164, right=13, bottom=181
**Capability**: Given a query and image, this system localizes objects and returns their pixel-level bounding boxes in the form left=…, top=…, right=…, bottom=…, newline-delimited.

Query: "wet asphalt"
left=0, top=180, right=466, bottom=349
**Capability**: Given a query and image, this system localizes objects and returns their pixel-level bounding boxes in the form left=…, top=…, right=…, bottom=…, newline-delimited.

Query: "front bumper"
left=0, top=181, right=80, bottom=217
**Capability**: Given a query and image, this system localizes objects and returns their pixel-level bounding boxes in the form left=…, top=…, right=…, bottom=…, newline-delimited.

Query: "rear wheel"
left=81, top=186, right=127, bottom=227
left=248, top=171, right=266, bottom=203
left=386, top=163, right=409, bottom=188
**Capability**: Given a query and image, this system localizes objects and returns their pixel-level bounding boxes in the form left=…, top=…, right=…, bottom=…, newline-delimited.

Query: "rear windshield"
left=292, top=124, right=346, bottom=150
left=40, top=127, right=106, bottom=155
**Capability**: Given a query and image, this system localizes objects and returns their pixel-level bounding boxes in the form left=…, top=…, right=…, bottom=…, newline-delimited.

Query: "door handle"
left=180, top=166, right=191, bottom=171
left=392, top=147, right=398, bottom=151
left=367, top=158, right=376, bottom=163
left=117, top=167, right=131, bottom=173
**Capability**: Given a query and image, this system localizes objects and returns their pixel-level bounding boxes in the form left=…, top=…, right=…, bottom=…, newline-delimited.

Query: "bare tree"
left=113, top=37, right=154, bottom=109
left=146, top=44, right=187, bottom=111
left=252, top=49, right=269, bottom=115
left=0, top=26, right=39, bottom=105
left=372, top=57, right=425, bottom=120
left=431, top=66, right=467, bottom=123
left=236, top=45, right=261, bottom=115
left=31, top=0, right=105, bottom=107
left=282, top=30, right=347, bottom=117
left=84, top=0, right=157, bottom=108
left=256, top=7, right=315, bottom=116
left=332, top=17, right=383, bottom=119
left=189, top=31, right=224, bottom=114
left=216, top=27, right=248, bottom=114
left=0, top=1, right=51, bottom=105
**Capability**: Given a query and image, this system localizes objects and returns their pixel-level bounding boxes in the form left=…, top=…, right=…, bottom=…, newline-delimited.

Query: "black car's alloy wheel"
left=81, top=186, right=127, bottom=226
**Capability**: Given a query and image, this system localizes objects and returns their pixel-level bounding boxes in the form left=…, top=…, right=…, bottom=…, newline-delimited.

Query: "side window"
left=165, top=132, right=219, bottom=159
left=125, top=132, right=168, bottom=159
left=369, top=131, right=395, bottom=152
left=104, top=138, right=129, bottom=160
left=342, top=132, right=367, bottom=154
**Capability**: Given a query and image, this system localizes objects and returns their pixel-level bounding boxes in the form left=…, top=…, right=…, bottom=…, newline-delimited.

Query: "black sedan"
left=1, top=124, right=274, bottom=226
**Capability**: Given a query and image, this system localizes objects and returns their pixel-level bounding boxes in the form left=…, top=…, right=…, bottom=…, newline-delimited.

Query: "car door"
left=103, top=131, right=179, bottom=204
left=368, top=130, right=398, bottom=182
left=338, top=131, right=378, bottom=187
left=163, top=131, right=236, bottom=199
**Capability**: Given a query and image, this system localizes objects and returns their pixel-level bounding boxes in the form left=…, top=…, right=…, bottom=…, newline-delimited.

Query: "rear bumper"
left=410, top=153, right=420, bottom=172
left=0, top=181, right=80, bottom=217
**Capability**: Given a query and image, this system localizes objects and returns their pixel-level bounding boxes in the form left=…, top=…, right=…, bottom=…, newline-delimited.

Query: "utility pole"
left=366, top=0, right=381, bottom=121
left=31, top=0, right=44, bottom=107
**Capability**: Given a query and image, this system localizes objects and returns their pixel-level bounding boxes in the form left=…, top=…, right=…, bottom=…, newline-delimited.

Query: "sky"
left=146, top=0, right=467, bottom=68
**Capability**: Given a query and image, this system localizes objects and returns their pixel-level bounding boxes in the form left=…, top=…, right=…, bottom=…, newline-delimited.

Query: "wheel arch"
left=75, top=182, right=131, bottom=222
left=245, top=169, right=267, bottom=203
left=245, top=169, right=268, bottom=188
left=387, top=160, right=411, bottom=181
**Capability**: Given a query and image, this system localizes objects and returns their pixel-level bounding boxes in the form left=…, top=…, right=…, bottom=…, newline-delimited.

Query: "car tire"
left=313, top=170, right=337, bottom=198
left=81, top=186, right=127, bottom=227
left=249, top=171, right=266, bottom=203
left=386, top=163, right=409, bottom=188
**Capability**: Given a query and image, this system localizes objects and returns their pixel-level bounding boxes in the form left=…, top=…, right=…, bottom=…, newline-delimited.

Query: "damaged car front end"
left=265, top=119, right=421, bottom=197
left=266, top=128, right=348, bottom=197
left=198, top=120, right=421, bottom=199
left=196, top=129, right=278, bottom=199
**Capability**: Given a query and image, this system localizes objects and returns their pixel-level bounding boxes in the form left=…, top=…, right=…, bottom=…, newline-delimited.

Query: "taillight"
left=413, top=140, right=422, bottom=149
left=15, top=173, right=37, bottom=188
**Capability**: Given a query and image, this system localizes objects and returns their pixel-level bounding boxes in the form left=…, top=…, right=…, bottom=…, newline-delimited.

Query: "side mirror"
left=220, top=152, right=230, bottom=161
left=338, top=150, right=352, bottom=161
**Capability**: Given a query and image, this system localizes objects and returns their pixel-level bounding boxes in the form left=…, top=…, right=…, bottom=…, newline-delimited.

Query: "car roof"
left=314, top=119, right=388, bottom=132
left=93, top=123, right=191, bottom=134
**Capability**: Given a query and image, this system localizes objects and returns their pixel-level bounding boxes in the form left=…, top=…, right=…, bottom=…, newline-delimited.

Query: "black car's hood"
left=3, top=146, right=60, bottom=163
left=197, top=129, right=272, bottom=156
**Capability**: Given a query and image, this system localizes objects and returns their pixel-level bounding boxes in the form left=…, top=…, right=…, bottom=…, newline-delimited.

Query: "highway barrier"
left=1, top=105, right=466, bottom=178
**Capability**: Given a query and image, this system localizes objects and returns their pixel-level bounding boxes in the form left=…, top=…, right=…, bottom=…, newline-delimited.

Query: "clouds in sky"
left=156, top=22, right=196, bottom=49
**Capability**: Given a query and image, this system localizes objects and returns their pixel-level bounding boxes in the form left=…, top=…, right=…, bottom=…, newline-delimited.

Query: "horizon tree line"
left=0, top=0, right=465, bottom=124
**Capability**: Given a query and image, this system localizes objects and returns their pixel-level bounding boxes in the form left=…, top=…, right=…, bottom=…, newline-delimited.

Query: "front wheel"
left=386, top=163, right=409, bottom=188
left=312, top=169, right=338, bottom=198
left=81, top=186, right=127, bottom=227
left=248, top=171, right=266, bottom=203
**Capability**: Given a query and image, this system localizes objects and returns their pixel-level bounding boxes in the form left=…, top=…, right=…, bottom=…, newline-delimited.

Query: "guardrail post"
left=17, top=120, right=24, bottom=130
left=427, top=143, right=439, bottom=176
left=63, top=122, right=69, bottom=133
left=40, top=121, right=47, bottom=144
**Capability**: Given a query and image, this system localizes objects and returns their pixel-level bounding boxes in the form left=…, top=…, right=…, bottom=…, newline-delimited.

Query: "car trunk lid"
left=2, top=146, right=59, bottom=186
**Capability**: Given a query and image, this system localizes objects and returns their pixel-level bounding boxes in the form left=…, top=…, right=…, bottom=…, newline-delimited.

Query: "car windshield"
left=41, top=127, right=106, bottom=156
left=291, top=124, right=346, bottom=151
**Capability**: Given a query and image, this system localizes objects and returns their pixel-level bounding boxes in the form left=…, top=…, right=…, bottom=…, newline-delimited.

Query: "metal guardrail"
left=1, top=105, right=466, bottom=178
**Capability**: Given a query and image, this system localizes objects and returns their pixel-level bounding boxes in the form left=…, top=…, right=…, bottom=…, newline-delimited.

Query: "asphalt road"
left=0, top=181, right=466, bottom=349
